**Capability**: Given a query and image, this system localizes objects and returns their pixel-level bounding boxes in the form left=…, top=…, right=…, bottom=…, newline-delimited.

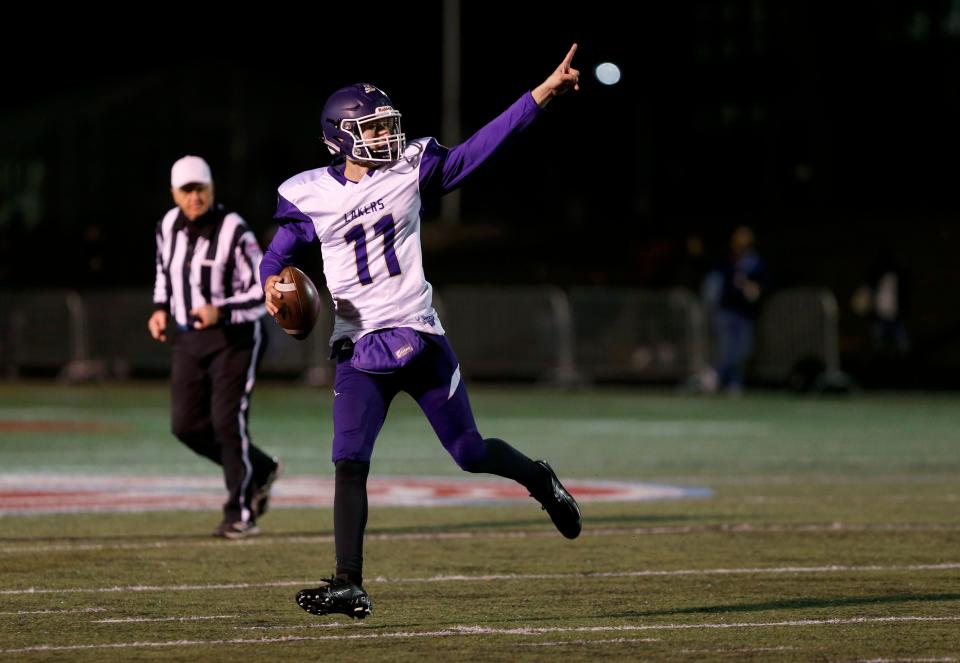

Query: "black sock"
left=335, top=568, right=364, bottom=587
left=334, top=459, right=369, bottom=586
left=468, top=438, right=548, bottom=494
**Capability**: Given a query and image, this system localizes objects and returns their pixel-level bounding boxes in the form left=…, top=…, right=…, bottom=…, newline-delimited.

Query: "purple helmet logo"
left=321, top=83, right=406, bottom=163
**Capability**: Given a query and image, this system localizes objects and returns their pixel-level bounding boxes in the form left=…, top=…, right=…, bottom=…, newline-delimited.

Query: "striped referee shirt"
left=153, top=203, right=266, bottom=328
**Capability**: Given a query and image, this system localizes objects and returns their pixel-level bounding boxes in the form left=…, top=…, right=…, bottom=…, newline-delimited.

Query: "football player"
left=261, top=44, right=582, bottom=619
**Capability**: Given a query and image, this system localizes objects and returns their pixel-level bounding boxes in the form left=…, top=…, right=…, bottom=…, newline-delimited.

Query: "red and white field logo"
left=0, top=474, right=709, bottom=514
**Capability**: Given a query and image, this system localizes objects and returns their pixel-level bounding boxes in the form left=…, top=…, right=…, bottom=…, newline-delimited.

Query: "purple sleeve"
left=419, top=92, right=543, bottom=198
left=259, top=194, right=317, bottom=284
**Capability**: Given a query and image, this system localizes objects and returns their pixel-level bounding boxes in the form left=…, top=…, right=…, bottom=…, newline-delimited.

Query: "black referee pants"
left=170, top=319, right=274, bottom=523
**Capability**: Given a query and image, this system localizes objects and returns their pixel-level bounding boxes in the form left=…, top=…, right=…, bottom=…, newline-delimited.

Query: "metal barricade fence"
left=79, top=289, right=336, bottom=381
left=1, top=287, right=840, bottom=387
left=0, top=289, right=336, bottom=383
left=82, top=290, right=169, bottom=376
left=259, top=297, right=335, bottom=385
left=750, top=288, right=840, bottom=383
left=437, top=286, right=576, bottom=383
left=569, top=288, right=707, bottom=382
left=0, top=289, right=80, bottom=377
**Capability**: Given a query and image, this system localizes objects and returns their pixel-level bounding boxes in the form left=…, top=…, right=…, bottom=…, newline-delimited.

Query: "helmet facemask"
left=340, top=107, right=405, bottom=163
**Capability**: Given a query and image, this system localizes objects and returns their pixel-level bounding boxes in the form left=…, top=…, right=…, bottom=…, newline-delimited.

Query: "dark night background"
left=2, top=1, right=960, bottom=386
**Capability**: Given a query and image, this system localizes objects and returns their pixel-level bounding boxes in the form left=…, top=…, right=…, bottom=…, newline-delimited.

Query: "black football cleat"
left=296, top=578, right=372, bottom=619
left=532, top=460, right=582, bottom=539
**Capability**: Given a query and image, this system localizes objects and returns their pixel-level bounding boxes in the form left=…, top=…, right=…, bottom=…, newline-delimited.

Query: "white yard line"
left=1, top=617, right=957, bottom=655
left=384, top=563, right=960, bottom=584
left=678, top=645, right=797, bottom=654
left=0, top=607, right=106, bottom=616
left=1, top=563, right=957, bottom=596
left=2, top=522, right=958, bottom=555
left=92, top=615, right=237, bottom=624
left=523, top=637, right=661, bottom=646
left=234, top=623, right=348, bottom=631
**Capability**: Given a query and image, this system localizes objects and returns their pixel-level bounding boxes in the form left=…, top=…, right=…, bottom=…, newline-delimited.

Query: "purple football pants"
left=331, top=332, right=488, bottom=469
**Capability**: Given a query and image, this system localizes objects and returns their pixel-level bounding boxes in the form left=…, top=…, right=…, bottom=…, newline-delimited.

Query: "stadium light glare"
left=594, top=62, right=621, bottom=85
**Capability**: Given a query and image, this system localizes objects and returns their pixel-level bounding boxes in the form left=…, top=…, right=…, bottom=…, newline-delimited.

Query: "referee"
left=148, top=155, right=282, bottom=539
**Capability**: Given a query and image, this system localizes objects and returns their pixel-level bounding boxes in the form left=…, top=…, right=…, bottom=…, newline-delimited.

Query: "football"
left=272, top=266, right=321, bottom=340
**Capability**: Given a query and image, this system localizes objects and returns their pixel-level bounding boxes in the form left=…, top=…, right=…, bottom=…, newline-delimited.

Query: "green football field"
left=0, top=381, right=958, bottom=661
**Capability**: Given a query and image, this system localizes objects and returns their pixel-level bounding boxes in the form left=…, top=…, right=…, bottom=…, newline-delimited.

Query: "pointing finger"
left=561, top=43, right=578, bottom=72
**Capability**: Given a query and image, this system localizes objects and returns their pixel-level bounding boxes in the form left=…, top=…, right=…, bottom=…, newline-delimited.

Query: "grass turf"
left=0, top=382, right=957, bottom=660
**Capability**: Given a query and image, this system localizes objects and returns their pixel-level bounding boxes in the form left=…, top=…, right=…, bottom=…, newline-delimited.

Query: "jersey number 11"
left=345, top=214, right=402, bottom=285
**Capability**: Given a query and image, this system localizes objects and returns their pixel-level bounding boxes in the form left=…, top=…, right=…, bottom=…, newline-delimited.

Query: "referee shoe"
left=252, top=458, right=284, bottom=518
left=212, top=519, right=260, bottom=540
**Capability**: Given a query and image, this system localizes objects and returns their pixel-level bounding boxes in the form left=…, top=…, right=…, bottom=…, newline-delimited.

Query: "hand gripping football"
left=272, top=266, right=321, bottom=340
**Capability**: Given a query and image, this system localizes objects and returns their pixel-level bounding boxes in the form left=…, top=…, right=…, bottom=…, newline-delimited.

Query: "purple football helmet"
left=321, top=83, right=406, bottom=163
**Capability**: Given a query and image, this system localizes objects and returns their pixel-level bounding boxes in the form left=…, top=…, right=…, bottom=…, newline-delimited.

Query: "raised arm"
left=531, top=43, right=580, bottom=108
left=420, top=43, right=581, bottom=198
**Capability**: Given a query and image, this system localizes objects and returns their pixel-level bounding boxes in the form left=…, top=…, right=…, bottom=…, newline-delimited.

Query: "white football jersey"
left=276, top=139, right=443, bottom=344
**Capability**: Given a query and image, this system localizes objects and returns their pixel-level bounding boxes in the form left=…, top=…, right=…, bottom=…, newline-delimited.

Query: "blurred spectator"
left=851, top=248, right=911, bottom=356
left=672, top=233, right=710, bottom=293
left=701, top=226, right=767, bottom=394
left=83, top=224, right=107, bottom=282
